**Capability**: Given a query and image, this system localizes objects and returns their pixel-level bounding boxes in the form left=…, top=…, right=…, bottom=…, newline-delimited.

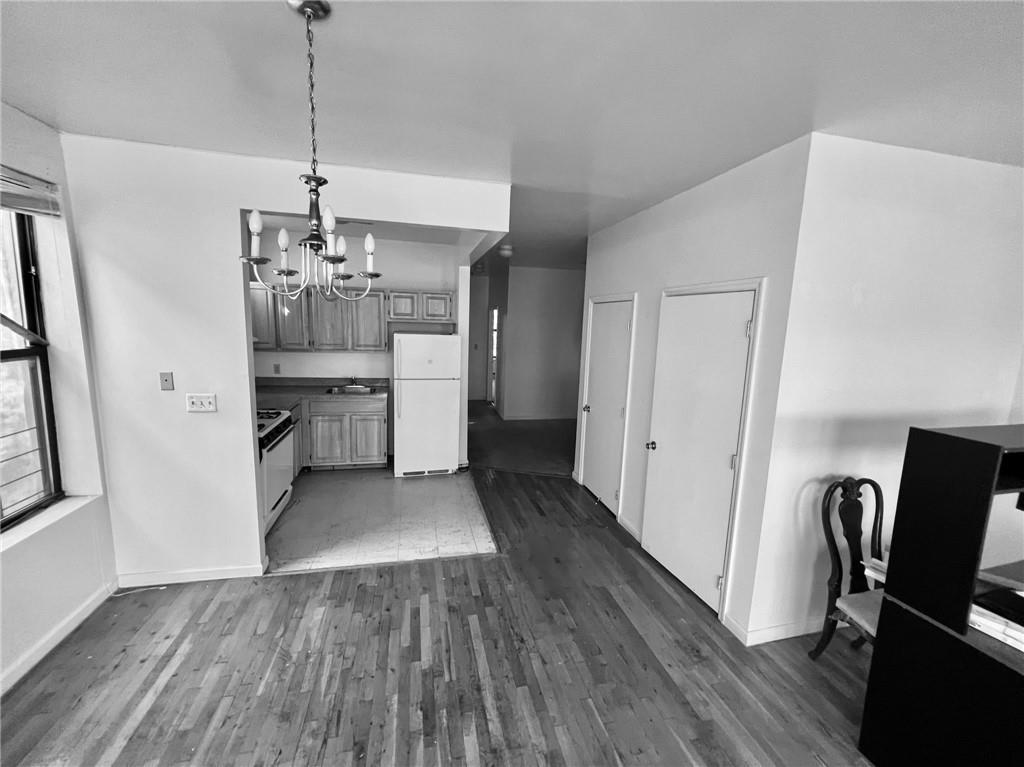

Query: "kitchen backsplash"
left=253, top=351, right=392, bottom=379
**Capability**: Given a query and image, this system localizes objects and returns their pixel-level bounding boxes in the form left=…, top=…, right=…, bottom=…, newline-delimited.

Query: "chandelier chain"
left=305, top=9, right=318, bottom=175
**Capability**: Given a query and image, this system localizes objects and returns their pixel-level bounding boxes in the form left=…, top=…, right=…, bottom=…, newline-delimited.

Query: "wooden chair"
left=808, top=476, right=884, bottom=660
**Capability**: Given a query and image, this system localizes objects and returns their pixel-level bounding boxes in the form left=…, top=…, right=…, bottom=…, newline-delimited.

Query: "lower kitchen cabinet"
left=310, top=414, right=348, bottom=466
left=349, top=413, right=387, bottom=464
left=290, top=403, right=304, bottom=477
left=308, top=396, right=387, bottom=468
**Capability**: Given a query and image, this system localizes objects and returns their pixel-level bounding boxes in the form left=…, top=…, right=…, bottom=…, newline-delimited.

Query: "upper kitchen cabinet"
left=276, top=289, right=311, bottom=350
left=388, top=291, right=418, bottom=321
left=311, top=290, right=350, bottom=351
left=421, top=292, right=453, bottom=322
left=386, top=290, right=455, bottom=323
left=250, top=286, right=277, bottom=350
left=348, top=290, right=387, bottom=351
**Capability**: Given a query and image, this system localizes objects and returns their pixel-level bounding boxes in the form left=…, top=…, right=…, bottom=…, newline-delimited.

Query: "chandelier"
left=241, top=0, right=381, bottom=302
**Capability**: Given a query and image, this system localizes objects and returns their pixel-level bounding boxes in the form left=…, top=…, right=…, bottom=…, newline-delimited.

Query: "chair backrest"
left=820, top=477, right=884, bottom=598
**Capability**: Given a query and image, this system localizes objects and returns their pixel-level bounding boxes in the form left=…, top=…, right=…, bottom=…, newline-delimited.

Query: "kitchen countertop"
left=255, top=377, right=389, bottom=411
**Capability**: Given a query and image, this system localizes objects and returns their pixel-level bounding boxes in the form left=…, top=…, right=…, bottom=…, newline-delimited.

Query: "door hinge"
left=730, top=454, right=737, bottom=470
left=716, top=575, right=724, bottom=590
left=745, top=320, right=752, bottom=338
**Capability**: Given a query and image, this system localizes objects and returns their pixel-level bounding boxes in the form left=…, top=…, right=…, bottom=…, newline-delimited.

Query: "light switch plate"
left=186, top=393, right=217, bottom=412
left=159, top=372, right=174, bottom=391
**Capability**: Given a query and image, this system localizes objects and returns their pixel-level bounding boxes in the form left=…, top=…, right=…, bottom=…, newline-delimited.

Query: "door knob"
left=645, top=440, right=657, bottom=451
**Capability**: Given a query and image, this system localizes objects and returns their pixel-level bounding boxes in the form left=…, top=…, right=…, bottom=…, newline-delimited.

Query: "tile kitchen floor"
left=265, top=468, right=496, bottom=573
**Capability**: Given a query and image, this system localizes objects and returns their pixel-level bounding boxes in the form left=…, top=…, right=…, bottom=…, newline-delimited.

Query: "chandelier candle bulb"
left=323, top=206, right=337, bottom=256
left=248, top=210, right=263, bottom=261
left=365, top=233, right=375, bottom=273
left=278, top=228, right=290, bottom=272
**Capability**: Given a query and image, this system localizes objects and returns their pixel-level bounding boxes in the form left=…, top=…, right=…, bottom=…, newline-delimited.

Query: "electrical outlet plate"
left=186, top=393, right=217, bottom=412
left=159, top=372, right=174, bottom=391
left=273, top=363, right=281, bottom=374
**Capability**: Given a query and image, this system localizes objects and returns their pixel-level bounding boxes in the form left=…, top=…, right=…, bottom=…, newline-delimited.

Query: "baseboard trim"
left=118, top=564, right=265, bottom=589
left=737, top=616, right=825, bottom=647
left=618, top=517, right=641, bottom=541
left=1, top=579, right=116, bottom=692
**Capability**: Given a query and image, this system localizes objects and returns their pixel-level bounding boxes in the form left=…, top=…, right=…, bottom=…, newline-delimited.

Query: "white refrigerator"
left=393, top=333, right=461, bottom=477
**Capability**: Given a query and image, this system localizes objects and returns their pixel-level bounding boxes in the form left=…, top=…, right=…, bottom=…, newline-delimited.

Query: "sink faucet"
left=350, top=376, right=358, bottom=385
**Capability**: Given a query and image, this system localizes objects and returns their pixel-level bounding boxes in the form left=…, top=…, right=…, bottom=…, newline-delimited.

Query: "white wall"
left=252, top=236, right=463, bottom=380
left=468, top=275, right=490, bottom=399
left=60, top=134, right=509, bottom=586
left=1, top=105, right=116, bottom=690
left=502, top=267, right=586, bottom=419
left=579, top=136, right=812, bottom=637
left=750, top=134, right=1024, bottom=643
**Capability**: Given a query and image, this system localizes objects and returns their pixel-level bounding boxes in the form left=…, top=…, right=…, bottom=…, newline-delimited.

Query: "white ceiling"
left=3, top=1, right=1021, bottom=269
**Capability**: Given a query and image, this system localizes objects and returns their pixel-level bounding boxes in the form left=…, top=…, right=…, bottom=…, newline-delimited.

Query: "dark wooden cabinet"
left=348, top=290, right=387, bottom=351
left=276, top=290, right=310, bottom=350
left=310, top=290, right=350, bottom=351
left=249, top=286, right=277, bottom=350
left=859, top=425, right=1024, bottom=766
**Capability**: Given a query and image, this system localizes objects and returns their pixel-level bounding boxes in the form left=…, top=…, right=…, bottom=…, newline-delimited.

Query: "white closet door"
left=580, top=300, right=632, bottom=514
left=641, top=290, right=754, bottom=610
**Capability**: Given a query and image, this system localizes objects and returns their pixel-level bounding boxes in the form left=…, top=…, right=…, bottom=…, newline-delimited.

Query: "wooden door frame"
left=576, top=292, right=637, bottom=527
left=654, top=276, right=764, bottom=618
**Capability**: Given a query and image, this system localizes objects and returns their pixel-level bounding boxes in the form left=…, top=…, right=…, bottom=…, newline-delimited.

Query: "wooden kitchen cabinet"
left=249, top=286, right=277, bottom=350
left=307, top=396, right=387, bottom=468
left=421, top=292, right=453, bottom=321
left=347, top=290, right=387, bottom=351
left=388, top=291, right=418, bottom=320
left=349, top=413, right=387, bottom=464
left=290, top=403, right=305, bottom=477
left=276, top=290, right=311, bottom=350
left=310, top=290, right=350, bottom=350
left=309, top=414, right=348, bottom=466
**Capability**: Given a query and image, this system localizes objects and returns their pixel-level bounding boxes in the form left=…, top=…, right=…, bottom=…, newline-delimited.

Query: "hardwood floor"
left=2, top=470, right=872, bottom=766
left=467, top=401, right=576, bottom=477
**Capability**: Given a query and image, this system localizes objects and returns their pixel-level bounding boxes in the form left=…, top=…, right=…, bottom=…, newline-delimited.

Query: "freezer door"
left=393, top=379, right=460, bottom=476
left=394, top=333, right=461, bottom=379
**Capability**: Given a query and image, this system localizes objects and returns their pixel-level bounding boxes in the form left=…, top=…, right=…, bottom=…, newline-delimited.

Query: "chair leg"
left=808, top=615, right=839, bottom=660
left=851, top=634, right=867, bottom=650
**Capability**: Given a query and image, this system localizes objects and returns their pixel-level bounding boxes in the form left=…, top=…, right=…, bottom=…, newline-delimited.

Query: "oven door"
left=263, top=425, right=295, bottom=531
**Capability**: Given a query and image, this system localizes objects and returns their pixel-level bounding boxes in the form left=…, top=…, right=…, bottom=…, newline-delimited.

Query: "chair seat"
left=836, top=590, right=883, bottom=637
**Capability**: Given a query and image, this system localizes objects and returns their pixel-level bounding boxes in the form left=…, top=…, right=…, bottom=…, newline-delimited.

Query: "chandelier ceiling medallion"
left=242, top=0, right=381, bottom=302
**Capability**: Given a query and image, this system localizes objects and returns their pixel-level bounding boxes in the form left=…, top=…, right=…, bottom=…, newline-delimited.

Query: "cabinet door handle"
left=583, top=405, right=591, bottom=412
left=645, top=440, right=657, bottom=451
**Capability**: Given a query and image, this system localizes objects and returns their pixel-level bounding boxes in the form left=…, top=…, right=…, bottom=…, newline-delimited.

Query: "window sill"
left=0, top=495, right=104, bottom=551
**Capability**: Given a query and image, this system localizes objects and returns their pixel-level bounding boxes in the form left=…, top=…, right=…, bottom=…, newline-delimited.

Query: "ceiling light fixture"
left=242, top=0, right=381, bottom=302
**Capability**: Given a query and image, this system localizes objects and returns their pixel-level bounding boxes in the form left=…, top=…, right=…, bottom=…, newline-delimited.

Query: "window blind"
left=0, top=165, right=60, bottom=218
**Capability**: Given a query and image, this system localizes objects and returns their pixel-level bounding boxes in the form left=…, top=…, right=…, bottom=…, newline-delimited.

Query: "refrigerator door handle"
left=396, top=338, right=402, bottom=379
left=396, top=380, right=401, bottom=418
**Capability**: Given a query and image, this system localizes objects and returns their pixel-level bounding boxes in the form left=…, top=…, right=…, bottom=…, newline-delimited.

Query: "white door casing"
left=641, top=289, right=755, bottom=611
left=580, top=299, right=633, bottom=515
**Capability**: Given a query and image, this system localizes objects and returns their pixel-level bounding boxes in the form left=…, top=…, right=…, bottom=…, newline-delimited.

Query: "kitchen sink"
left=325, top=385, right=376, bottom=394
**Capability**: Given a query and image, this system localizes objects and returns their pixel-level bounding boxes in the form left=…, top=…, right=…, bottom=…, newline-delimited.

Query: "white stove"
left=255, top=409, right=294, bottom=535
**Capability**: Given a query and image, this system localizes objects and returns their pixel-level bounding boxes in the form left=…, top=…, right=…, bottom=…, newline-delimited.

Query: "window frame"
left=1, top=209, right=64, bottom=530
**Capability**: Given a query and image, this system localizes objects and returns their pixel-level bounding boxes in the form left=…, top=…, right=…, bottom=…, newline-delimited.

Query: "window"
left=1, top=207, right=62, bottom=527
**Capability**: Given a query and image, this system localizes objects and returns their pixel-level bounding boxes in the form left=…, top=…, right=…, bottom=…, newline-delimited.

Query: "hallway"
left=467, top=400, right=576, bottom=476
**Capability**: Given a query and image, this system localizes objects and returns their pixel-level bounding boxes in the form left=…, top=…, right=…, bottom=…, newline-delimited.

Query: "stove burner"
left=256, top=409, right=283, bottom=419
